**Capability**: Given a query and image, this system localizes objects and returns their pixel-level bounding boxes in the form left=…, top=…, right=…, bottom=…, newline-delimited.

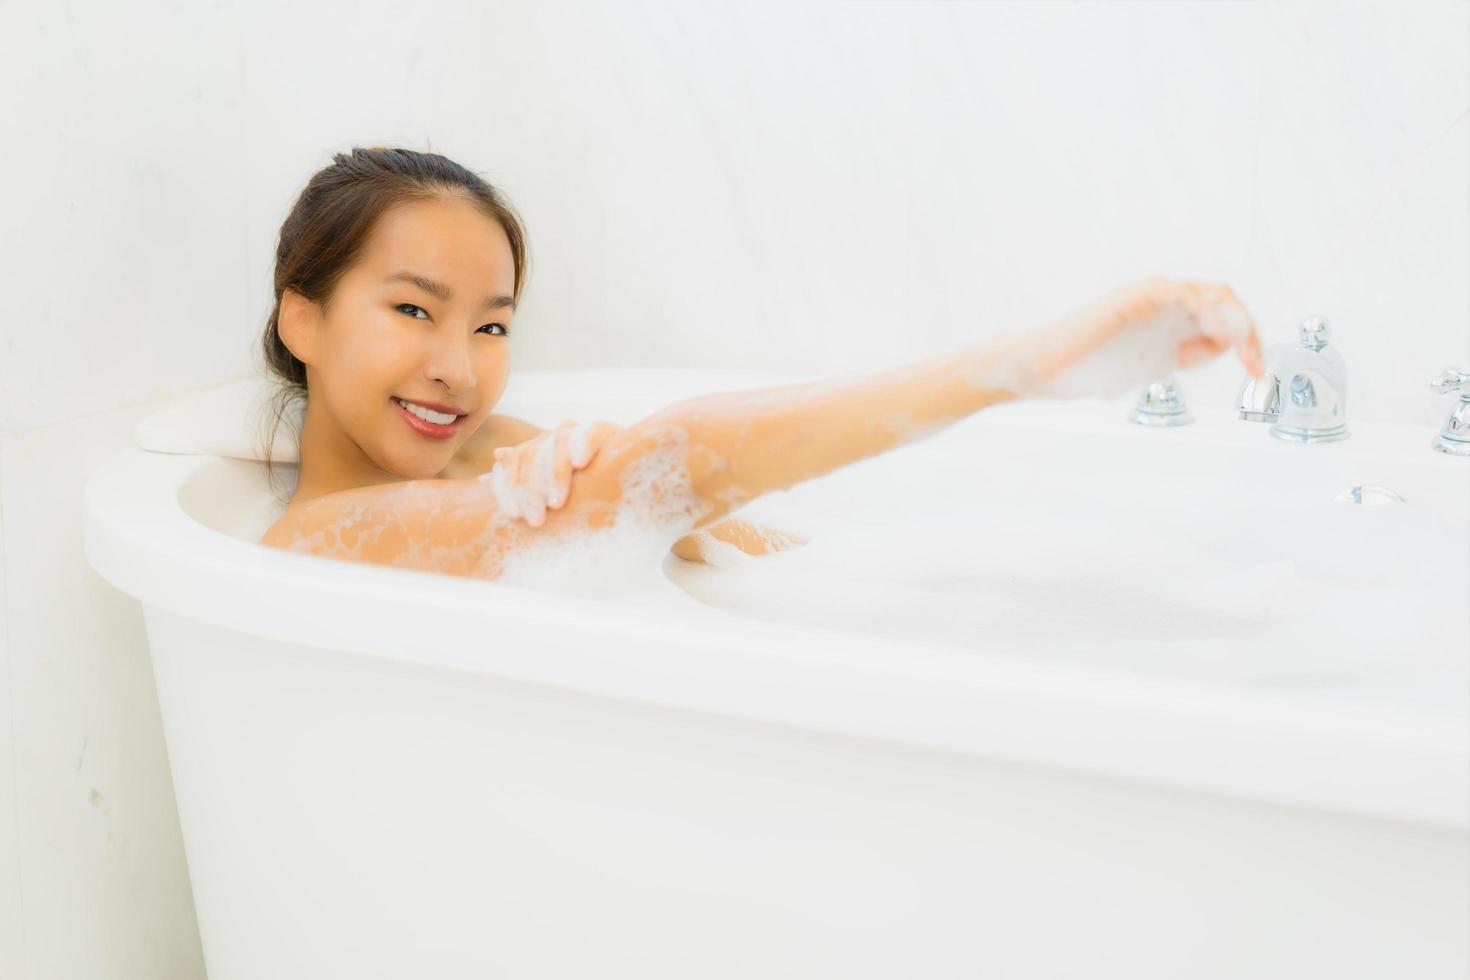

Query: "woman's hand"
left=671, top=519, right=809, bottom=564
left=994, top=278, right=1267, bottom=400
left=484, top=420, right=622, bottom=527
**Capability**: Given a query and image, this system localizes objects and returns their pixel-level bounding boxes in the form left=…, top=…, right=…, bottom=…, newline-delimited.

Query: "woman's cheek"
left=472, top=349, right=512, bottom=402
left=338, top=323, right=411, bottom=392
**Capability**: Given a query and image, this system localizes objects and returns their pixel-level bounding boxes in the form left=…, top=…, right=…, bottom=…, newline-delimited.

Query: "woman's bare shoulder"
left=259, top=497, right=334, bottom=551
left=258, top=508, right=299, bottom=550
left=257, top=479, right=502, bottom=577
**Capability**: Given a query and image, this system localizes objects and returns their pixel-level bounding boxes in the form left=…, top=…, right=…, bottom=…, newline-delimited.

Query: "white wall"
left=1, top=1, right=1465, bottom=977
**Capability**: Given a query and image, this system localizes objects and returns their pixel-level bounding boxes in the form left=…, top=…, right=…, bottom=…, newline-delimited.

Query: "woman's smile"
left=393, top=396, right=466, bottom=439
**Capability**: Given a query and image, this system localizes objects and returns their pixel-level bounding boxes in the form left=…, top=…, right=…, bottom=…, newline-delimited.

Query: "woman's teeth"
left=394, top=398, right=459, bottom=425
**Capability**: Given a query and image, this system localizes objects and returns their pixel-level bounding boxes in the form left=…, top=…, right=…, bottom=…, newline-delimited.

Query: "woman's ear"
left=277, top=287, right=321, bottom=365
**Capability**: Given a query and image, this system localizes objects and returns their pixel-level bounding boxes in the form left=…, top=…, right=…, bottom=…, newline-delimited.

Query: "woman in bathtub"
left=259, top=146, right=1266, bottom=581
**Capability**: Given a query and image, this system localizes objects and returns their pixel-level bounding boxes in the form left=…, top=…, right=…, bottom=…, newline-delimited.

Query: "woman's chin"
left=381, top=447, right=452, bottom=483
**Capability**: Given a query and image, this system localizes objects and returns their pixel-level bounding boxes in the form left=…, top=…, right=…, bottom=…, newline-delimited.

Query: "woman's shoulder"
left=259, top=495, right=335, bottom=552
left=259, top=500, right=312, bottom=550
left=256, top=413, right=549, bottom=563
left=257, top=478, right=497, bottom=576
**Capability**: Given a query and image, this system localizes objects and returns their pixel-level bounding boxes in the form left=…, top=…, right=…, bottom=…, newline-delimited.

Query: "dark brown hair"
left=256, top=145, right=530, bottom=499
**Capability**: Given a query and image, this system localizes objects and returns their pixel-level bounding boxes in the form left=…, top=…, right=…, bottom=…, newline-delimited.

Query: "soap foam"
left=283, top=481, right=504, bottom=577
left=960, top=309, right=1197, bottom=401
left=482, top=424, right=711, bottom=597
left=1027, top=308, right=1197, bottom=400
left=484, top=459, right=523, bottom=520
left=959, top=282, right=1253, bottom=401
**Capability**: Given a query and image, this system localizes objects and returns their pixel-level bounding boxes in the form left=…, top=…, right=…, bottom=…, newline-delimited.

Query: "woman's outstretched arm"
left=522, top=279, right=1265, bottom=550
left=616, top=277, right=1264, bottom=532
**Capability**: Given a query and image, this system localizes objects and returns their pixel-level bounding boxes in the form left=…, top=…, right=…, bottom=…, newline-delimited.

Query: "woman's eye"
left=397, top=304, right=504, bottom=336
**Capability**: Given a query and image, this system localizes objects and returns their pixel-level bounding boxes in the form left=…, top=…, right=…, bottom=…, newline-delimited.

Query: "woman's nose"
left=425, top=328, right=477, bottom=393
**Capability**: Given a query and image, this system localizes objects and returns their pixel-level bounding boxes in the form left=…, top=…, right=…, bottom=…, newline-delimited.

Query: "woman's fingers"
left=1177, top=332, right=1232, bottom=370
left=565, top=419, right=615, bottom=469
left=546, top=421, right=578, bottom=510
left=487, top=449, right=522, bottom=520
left=1021, top=277, right=1268, bottom=401
left=1242, top=320, right=1267, bottom=379
left=521, top=435, right=557, bottom=527
left=1213, top=286, right=1266, bottom=380
left=586, top=420, right=621, bottom=459
left=1185, top=281, right=1267, bottom=379
left=548, top=420, right=620, bottom=508
left=490, top=438, right=549, bottom=527
left=485, top=420, right=627, bottom=527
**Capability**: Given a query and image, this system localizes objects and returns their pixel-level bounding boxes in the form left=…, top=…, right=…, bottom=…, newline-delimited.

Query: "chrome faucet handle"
left=1267, top=316, right=1349, bottom=444
left=1297, top=315, right=1331, bottom=350
left=1429, top=365, right=1470, bottom=456
left=1128, top=376, right=1194, bottom=427
left=1429, top=365, right=1469, bottom=396
left=1236, top=367, right=1282, bottom=422
left=1235, top=321, right=1322, bottom=423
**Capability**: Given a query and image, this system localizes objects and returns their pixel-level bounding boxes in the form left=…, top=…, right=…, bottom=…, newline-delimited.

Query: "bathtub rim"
left=82, top=443, right=1470, bottom=834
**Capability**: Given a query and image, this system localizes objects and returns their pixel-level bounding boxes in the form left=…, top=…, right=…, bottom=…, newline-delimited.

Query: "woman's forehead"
left=358, top=198, right=514, bottom=288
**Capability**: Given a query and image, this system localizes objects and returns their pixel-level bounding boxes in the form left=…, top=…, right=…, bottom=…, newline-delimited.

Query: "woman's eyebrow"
left=385, top=271, right=516, bottom=312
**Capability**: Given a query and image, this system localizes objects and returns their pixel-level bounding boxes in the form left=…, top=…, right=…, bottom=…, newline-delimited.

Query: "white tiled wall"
left=1, top=1, right=1465, bottom=977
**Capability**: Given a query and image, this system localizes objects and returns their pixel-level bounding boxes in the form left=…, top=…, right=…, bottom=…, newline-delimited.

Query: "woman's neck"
left=289, top=400, right=404, bottom=507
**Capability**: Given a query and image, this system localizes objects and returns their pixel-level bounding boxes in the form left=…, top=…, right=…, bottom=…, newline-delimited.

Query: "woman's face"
left=288, top=194, right=516, bottom=482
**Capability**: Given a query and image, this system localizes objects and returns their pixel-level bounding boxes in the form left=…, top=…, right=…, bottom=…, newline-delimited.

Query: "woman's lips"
left=393, top=398, right=463, bottom=440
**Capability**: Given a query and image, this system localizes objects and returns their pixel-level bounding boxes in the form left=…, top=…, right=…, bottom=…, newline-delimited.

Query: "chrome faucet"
left=1429, top=366, right=1470, bottom=456
left=1235, top=316, right=1349, bottom=443
left=1127, top=376, right=1193, bottom=427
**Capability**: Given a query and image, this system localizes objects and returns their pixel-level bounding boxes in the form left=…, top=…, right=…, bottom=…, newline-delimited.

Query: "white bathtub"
left=83, top=368, right=1469, bottom=980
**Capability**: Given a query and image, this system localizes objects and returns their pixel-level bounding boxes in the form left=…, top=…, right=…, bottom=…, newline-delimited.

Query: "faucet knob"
left=1235, top=315, right=1346, bottom=430
left=1266, top=314, right=1349, bottom=443
left=1430, top=366, right=1470, bottom=456
left=1429, top=365, right=1470, bottom=396
left=1128, top=376, right=1194, bottom=427
left=1298, top=316, right=1331, bottom=351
